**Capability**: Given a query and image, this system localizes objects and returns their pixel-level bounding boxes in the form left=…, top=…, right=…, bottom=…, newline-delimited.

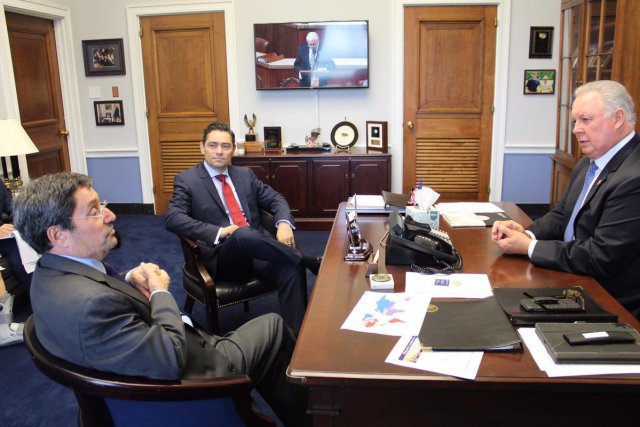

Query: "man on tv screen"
left=294, top=31, right=334, bottom=88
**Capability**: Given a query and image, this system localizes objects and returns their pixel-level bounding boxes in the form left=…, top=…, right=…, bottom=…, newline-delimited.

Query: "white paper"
left=385, top=335, right=483, bottom=380
left=354, top=195, right=386, bottom=208
left=341, top=291, right=431, bottom=336
left=442, top=212, right=487, bottom=227
left=518, top=328, right=640, bottom=377
left=405, top=273, right=494, bottom=299
left=435, top=202, right=504, bottom=214
left=13, top=230, right=40, bottom=274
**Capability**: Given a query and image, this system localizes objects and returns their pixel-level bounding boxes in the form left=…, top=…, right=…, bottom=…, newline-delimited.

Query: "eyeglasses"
left=71, top=201, right=109, bottom=221
left=205, top=142, right=234, bottom=151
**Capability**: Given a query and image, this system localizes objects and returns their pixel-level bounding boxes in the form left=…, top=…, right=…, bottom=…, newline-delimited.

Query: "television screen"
left=253, top=20, right=369, bottom=90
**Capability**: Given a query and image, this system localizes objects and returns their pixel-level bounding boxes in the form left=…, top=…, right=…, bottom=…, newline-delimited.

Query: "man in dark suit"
left=13, top=172, right=306, bottom=426
left=0, top=181, right=31, bottom=291
left=293, top=31, right=333, bottom=88
left=166, top=122, right=319, bottom=334
left=492, top=80, right=640, bottom=317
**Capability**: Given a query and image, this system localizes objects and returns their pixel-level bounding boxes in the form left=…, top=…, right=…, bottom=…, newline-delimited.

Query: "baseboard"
left=516, top=203, right=550, bottom=221
left=107, top=203, right=155, bottom=215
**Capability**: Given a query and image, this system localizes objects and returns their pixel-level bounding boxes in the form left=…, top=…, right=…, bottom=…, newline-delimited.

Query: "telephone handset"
left=386, top=211, right=462, bottom=273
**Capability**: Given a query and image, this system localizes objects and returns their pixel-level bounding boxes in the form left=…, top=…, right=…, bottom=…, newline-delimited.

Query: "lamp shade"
left=0, top=119, right=39, bottom=157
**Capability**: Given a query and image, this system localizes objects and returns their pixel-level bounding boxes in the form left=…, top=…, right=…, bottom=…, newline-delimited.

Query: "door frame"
left=126, top=1, right=239, bottom=206
left=392, top=0, right=511, bottom=200
left=0, top=0, right=87, bottom=179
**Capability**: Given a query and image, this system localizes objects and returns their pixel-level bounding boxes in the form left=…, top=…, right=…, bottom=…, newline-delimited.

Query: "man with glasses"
left=14, top=172, right=307, bottom=426
left=166, top=122, right=321, bottom=334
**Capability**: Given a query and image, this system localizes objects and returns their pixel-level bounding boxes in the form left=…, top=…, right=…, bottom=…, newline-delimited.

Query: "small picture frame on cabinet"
left=264, top=126, right=282, bottom=152
left=366, top=121, right=388, bottom=153
left=529, top=27, right=553, bottom=59
left=523, top=69, right=555, bottom=95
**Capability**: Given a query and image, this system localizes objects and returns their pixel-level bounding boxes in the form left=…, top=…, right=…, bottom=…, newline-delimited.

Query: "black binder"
left=418, top=297, right=523, bottom=352
left=493, top=286, right=618, bottom=326
left=535, top=322, right=640, bottom=364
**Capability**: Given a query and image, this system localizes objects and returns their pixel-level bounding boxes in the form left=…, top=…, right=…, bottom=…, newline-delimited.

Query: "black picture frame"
left=529, top=27, right=553, bottom=59
left=523, top=69, right=556, bottom=95
left=366, top=121, right=388, bottom=153
left=264, top=126, right=282, bottom=150
left=82, top=38, right=126, bottom=76
left=94, top=100, right=124, bottom=126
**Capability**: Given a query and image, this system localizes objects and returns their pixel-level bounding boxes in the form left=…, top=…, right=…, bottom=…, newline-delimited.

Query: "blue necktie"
left=564, top=161, right=598, bottom=241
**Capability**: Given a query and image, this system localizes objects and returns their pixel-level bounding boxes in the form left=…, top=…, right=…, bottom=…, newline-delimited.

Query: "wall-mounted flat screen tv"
left=253, top=20, right=369, bottom=90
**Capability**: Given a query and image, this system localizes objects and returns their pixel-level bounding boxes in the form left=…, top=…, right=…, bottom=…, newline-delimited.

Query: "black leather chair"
left=180, top=211, right=278, bottom=334
left=23, top=316, right=275, bottom=427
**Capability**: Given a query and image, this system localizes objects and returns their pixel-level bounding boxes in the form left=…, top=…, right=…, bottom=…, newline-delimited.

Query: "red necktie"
left=215, top=174, right=248, bottom=227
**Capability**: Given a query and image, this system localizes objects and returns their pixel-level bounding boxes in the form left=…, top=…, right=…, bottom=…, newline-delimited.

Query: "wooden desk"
left=289, top=203, right=640, bottom=426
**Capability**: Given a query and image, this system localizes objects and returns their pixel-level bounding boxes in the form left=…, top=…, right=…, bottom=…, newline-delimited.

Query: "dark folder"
left=418, top=297, right=523, bottom=352
left=535, top=322, right=640, bottom=364
left=493, top=286, right=617, bottom=326
left=381, top=191, right=409, bottom=208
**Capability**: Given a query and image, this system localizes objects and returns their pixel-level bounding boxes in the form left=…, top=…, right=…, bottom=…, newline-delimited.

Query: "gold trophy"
left=244, top=113, right=257, bottom=142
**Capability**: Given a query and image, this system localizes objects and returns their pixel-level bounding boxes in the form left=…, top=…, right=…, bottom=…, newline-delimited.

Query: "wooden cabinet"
left=551, top=0, right=640, bottom=207
left=232, top=149, right=391, bottom=228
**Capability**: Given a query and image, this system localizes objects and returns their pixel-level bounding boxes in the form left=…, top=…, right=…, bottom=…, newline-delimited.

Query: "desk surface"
left=289, top=203, right=640, bottom=425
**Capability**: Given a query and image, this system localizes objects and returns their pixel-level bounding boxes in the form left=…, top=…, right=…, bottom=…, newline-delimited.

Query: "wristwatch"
left=330, top=121, right=359, bottom=149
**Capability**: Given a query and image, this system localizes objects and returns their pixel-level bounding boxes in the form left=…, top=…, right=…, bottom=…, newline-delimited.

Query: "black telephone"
left=385, top=211, right=462, bottom=273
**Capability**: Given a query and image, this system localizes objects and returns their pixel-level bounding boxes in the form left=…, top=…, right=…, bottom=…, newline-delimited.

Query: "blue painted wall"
left=87, top=157, right=143, bottom=203
left=501, top=154, right=552, bottom=204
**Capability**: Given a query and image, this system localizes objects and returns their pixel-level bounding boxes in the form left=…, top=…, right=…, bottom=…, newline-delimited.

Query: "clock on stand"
left=330, top=120, right=359, bottom=151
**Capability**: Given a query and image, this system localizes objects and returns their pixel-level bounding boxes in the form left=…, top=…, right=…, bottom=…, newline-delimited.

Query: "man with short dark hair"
left=14, top=172, right=307, bottom=426
left=166, top=122, right=320, bottom=334
left=492, top=80, right=640, bottom=318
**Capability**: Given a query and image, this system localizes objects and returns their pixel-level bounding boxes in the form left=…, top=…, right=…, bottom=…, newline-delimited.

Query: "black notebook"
left=493, top=286, right=617, bottom=326
left=535, top=322, right=640, bottom=364
left=418, top=297, right=523, bottom=352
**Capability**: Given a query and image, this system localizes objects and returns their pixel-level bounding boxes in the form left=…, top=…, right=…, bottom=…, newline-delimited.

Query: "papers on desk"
left=385, top=335, right=483, bottom=380
left=435, top=202, right=504, bottom=214
left=341, top=292, right=431, bottom=336
left=519, top=328, right=640, bottom=377
left=405, top=273, right=493, bottom=298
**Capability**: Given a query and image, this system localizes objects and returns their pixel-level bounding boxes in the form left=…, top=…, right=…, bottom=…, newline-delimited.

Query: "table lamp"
left=0, top=119, right=39, bottom=187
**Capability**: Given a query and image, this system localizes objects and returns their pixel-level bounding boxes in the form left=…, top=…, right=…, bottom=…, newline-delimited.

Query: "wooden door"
left=141, top=13, right=229, bottom=213
left=271, top=160, right=307, bottom=216
left=6, top=12, right=70, bottom=178
left=309, top=159, right=349, bottom=217
left=403, top=6, right=496, bottom=200
left=350, top=158, right=389, bottom=195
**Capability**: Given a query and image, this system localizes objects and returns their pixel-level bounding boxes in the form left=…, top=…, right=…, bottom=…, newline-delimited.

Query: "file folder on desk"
left=535, top=322, right=640, bottom=364
left=418, top=297, right=523, bottom=352
left=493, top=286, right=617, bottom=326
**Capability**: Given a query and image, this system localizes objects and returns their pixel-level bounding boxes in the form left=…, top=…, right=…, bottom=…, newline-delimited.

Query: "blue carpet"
left=0, top=214, right=328, bottom=426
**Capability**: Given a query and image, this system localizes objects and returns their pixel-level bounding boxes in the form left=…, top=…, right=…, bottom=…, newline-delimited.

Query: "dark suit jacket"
left=528, top=133, right=640, bottom=316
left=165, top=162, right=293, bottom=249
left=31, top=253, right=237, bottom=380
left=0, top=183, right=13, bottom=225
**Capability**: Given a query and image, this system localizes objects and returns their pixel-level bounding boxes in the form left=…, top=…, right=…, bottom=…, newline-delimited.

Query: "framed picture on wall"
left=82, top=38, right=126, bottom=76
left=529, top=27, right=553, bottom=59
left=523, top=69, right=556, bottom=95
left=94, top=100, right=124, bottom=126
left=366, top=121, right=388, bottom=152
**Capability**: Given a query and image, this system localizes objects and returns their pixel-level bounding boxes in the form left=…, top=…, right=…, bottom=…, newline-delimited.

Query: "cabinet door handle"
left=59, top=129, right=70, bottom=136
left=407, top=121, right=414, bottom=129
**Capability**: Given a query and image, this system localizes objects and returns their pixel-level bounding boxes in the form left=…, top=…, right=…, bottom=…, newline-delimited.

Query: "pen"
left=522, top=292, right=535, bottom=299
